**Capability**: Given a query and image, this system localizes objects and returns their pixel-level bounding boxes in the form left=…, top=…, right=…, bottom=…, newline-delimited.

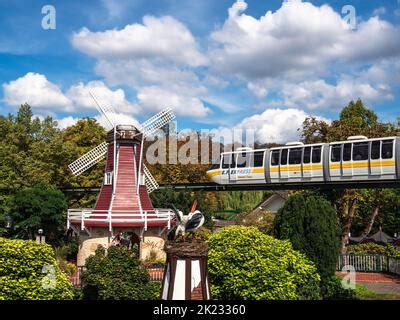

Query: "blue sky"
left=0, top=0, right=399, bottom=143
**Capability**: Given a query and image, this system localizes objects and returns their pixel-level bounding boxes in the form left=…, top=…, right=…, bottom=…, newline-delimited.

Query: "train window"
left=331, top=145, right=341, bottom=162
left=253, top=151, right=264, bottom=167
left=353, top=142, right=368, bottom=161
left=312, top=146, right=322, bottom=163
left=208, top=162, right=220, bottom=170
left=289, top=148, right=302, bottom=165
left=237, top=152, right=249, bottom=168
left=271, top=150, right=280, bottom=166
left=303, top=146, right=311, bottom=164
left=382, top=140, right=394, bottom=159
left=281, top=149, right=288, bottom=165
left=343, top=143, right=351, bottom=161
left=221, top=154, right=231, bottom=169
left=371, top=141, right=380, bottom=160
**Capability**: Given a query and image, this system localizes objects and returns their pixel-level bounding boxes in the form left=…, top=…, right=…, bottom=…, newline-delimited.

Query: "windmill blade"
left=89, top=91, right=116, bottom=130
left=143, top=164, right=159, bottom=193
left=141, top=107, right=175, bottom=138
left=68, top=141, right=109, bottom=176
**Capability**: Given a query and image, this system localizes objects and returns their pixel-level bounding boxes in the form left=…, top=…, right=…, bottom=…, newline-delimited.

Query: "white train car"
left=206, top=136, right=400, bottom=185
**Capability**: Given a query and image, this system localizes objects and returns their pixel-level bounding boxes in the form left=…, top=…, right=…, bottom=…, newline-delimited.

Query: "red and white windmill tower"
left=67, top=93, right=176, bottom=264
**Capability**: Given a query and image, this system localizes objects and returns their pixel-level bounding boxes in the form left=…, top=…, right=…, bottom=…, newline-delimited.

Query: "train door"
left=342, top=143, right=352, bottom=177
left=352, top=142, right=369, bottom=176
left=311, top=145, right=323, bottom=178
left=220, top=154, right=231, bottom=184
left=270, top=150, right=280, bottom=181
left=329, top=144, right=342, bottom=178
left=288, top=148, right=302, bottom=179
left=381, top=139, right=395, bottom=175
left=229, top=153, right=237, bottom=182
left=370, top=140, right=382, bottom=176
left=280, top=149, right=289, bottom=179
left=302, top=146, right=312, bottom=178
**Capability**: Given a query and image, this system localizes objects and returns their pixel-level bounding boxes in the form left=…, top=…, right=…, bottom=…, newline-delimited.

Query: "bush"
left=207, top=226, right=321, bottom=300
left=81, top=245, right=158, bottom=300
left=273, top=194, right=341, bottom=284
left=322, top=275, right=355, bottom=300
left=347, top=243, right=400, bottom=258
left=0, top=237, right=74, bottom=300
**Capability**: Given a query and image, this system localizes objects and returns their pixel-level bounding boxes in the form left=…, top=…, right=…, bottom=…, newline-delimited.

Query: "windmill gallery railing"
left=337, top=254, right=400, bottom=274
left=67, top=208, right=175, bottom=231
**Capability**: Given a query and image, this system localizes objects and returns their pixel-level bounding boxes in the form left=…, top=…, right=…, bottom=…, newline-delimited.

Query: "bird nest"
left=164, top=241, right=209, bottom=258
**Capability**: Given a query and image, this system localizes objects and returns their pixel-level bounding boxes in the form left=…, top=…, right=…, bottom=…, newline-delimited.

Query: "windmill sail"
left=141, top=107, right=175, bottom=138
left=143, top=164, right=159, bottom=193
left=69, top=141, right=109, bottom=176
left=90, top=91, right=116, bottom=130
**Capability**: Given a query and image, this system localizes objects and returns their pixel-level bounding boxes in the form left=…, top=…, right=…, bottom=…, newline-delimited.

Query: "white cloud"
left=66, top=80, right=139, bottom=114
left=235, top=108, right=322, bottom=143
left=210, top=0, right=400, bottom=80
left=72, top=16, right=207, bottom=67
left=137, top=86, right=210, bottom=117
left=57, top=116, right=79, bottom=129
left=3, top=72, right=72, bottom=110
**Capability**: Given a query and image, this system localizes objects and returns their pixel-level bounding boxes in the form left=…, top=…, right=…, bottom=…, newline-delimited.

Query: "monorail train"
left=206, top=136, right=400, bottom=185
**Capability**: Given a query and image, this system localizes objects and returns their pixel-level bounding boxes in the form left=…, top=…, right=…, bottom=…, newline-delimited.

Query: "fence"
left=69, top=265, right=165, bottom=288
left=338, top=254, right=400, bottom=275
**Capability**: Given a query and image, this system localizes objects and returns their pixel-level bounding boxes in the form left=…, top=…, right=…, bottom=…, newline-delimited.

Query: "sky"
left=0, top=0, right=399, bottom=143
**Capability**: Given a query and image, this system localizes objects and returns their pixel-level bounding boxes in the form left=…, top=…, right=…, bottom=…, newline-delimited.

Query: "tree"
left=301, top=99, right=399, bottom=252
left=207, top=226, right=321, bottom=300
left=0, top=237, right=74, bottom=300
left=273, top=194, right=341, bottom=288
left=11, top=183, right=67, bottom=243
left=81, top=245, right=157, bottom=300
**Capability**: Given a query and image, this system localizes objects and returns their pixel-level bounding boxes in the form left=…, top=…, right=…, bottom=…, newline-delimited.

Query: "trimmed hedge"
left=207, top=226, right=321, bottom=300
left=0, top=237, right=74, bottom=300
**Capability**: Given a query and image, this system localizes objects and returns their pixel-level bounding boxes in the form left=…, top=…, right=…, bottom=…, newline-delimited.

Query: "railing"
left=67, top=208, right=175, bottom=230
left=70, top=265, right=164, bottom=288
left=338, top=254, right=400, bottom=275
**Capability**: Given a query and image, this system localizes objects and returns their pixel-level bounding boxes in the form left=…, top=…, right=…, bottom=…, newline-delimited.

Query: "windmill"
left=67, top=92, right=176, bottom=233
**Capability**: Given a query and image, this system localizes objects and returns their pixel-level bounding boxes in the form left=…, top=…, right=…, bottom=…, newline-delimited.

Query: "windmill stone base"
left=161, top=241, right=211, bottom=300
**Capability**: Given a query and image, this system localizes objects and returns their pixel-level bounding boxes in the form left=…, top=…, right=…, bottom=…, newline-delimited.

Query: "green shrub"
left=322, top=275, right=356, bottom=300
left=207, top=226, right=321, bottom=300
left=81, top=245, right=157, bottom=300
left=0, top=237, right=74, bottom=300
left=273, top=194, right=341, bottom=285
left=347, top=243, right=400, bottom=258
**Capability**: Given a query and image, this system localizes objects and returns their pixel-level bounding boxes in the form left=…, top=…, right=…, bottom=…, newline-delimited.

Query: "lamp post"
left=4, top=215, right=13, bottom=238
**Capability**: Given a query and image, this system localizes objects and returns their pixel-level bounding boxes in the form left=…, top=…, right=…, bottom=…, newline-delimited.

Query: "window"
left=353, top=142, right=368, bottom=161
left=303, top=146, right=311, bottom=164
left=104, top=172, right=113, bottom=185
left=382, top=140, right=394, bottom=159
left=331, top=145, right=341, bottom=162
left=271, top=150, right=280, bottom=166
left=312, top=146, right=322, bottom=163
left=231, top=154, right=236, bottom=168
left=289, top=148, right=302, bottom=165
left=371, top=141, right=380, bottom=160
left=208, top=163, right=220, bottom=170
left=222, top=154, right=231, bottom=169
left=343, top=143, right=351, bottom=161
left=237, top=152, right=249, bottom=168
left=253, top=151, right=264, bottom=167
left=281, top=149, right=288, bottom=165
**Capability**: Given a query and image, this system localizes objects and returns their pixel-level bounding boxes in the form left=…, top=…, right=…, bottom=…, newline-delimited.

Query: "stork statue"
left=167, top=202, right=205, bottom=239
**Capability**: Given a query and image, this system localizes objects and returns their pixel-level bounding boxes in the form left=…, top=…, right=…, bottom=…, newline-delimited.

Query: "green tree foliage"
left=207, top=226, right=321, bottom=300
left=10, top=183, right=67, bottom=244
left=81, top=245, right=158, bottom=300
left=273, top=194, right=341, bottom=283
left=347, top=243, right=400, bottom=258
left=0, top=237, right=74, bottom=300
